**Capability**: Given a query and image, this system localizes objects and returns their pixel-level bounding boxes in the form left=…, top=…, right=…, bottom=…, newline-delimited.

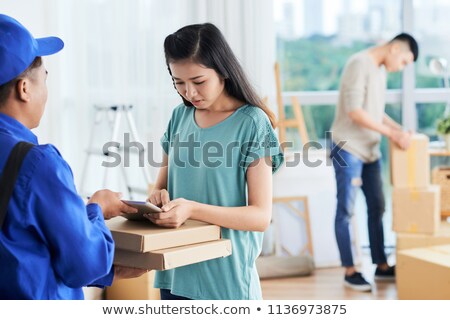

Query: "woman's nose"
left=185, top=83, right=197, bottom=99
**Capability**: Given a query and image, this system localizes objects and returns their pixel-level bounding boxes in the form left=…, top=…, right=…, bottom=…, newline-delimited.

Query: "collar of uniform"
left=0, top=112, right=38, bottom=144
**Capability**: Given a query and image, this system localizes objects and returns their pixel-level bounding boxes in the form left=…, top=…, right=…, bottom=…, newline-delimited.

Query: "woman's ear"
left=220, top=74, right=228, bottom=84
left=15, top=78, right=31, bottom=102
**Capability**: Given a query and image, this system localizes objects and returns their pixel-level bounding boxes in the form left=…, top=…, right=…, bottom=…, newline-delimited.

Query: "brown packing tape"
left=390, top=134, right=430, bottom=188
left=407, top=139, right=417, bottom=188
left=407, top=224, right=418, bottom=233
left=407, top=187, right=420, bottom=202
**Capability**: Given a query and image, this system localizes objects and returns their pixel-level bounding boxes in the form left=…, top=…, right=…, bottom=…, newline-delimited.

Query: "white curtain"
left=0, top=0, right=276, bottom=195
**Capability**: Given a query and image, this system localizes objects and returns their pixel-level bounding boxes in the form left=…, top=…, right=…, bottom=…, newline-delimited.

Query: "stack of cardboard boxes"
left=105, top=217, right=231, bottom=299
left=391, top=134, right=450, bottom=299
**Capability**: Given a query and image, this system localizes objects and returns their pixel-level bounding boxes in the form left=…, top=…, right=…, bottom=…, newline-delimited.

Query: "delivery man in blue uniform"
left=0, top=14, right=146, bottom=299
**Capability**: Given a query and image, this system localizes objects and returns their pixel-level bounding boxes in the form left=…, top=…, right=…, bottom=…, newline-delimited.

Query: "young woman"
left=146, top=23, right=284, bottom=300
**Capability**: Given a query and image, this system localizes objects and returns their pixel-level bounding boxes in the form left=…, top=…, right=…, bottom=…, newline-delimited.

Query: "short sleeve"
left=160, top=104, right=184, bottom=155
left=241, top=110, right=284, bottom=174
left=160, top=131, right=170, bottom=155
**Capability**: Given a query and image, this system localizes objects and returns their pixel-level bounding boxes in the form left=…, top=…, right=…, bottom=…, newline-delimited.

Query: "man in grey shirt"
left=330, top=33, right=418, bottom=292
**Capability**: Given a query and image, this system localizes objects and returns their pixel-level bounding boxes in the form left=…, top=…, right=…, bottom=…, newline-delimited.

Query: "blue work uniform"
left=0, top=113, right=114, bottom=299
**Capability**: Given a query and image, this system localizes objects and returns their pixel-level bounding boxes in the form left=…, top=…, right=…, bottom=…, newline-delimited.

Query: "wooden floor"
left=261, top=253, right=397, bottom=300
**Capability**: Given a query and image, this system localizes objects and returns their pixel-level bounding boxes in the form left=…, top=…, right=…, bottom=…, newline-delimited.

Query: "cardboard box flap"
left=396, top=222, right=450, bottom=250
left=399, top=245, right=450, bottom=268
left=397, top=244, right=450, bottom=299
left=114, top=239, right=232, bottom=270
left=106, top=217, right=221, bottom=252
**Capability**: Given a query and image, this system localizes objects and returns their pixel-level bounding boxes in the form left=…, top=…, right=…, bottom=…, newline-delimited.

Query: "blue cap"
left=0, top=14, right=64, bottom=86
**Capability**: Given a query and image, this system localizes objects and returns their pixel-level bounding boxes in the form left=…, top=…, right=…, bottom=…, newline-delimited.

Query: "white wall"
left=0, top=0, right=276, bottom=197
left=2, top=0, right=348, bottom=269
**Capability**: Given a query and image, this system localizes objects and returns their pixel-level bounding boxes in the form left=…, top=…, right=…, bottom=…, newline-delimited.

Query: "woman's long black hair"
left=164, top=23, right=276, bottom=128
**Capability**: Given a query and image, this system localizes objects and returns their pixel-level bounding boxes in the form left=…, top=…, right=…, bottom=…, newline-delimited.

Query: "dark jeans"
left=330, top=143, right=387, bottom=267
left=160, top=289, right=191, bottom=300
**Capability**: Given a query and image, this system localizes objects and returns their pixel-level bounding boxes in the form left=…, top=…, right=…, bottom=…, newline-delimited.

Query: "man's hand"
left=389, top=130, right=412, bottom=150
left=114, top=265, right=149, bottom=280
left=88, top=189, right=137, bottom=220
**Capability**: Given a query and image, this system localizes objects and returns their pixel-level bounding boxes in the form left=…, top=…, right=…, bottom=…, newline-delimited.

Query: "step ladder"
left=79, top=105, right=152, bottom=199
left=274, top=62, right=310, bottom=149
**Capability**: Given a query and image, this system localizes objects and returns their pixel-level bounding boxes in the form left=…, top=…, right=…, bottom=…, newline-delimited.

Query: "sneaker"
left=374, top=265, right=395, bottom=281
left=344, top=272, right=372, bottom=292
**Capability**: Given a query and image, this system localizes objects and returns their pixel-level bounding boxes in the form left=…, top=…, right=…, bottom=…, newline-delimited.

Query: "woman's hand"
left=144, top=198, right=194, bottom=228
left=147, top=188, right=170, bottom=208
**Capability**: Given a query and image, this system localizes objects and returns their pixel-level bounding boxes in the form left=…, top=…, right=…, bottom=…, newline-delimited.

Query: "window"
left=413, top=0, right=450, bottom=146
left=274, top=0, right=450, bottom=250
left=274, top=0, right=402, bottom=92
left=274, top=0, right=405, bottom=249
left=414, top=0, right=450, bottom=89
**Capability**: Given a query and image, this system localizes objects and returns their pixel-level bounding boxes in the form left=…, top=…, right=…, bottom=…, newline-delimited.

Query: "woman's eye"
left=194, top=81, right=205, bottom=85
left=175, top=82, right=184, bottom=85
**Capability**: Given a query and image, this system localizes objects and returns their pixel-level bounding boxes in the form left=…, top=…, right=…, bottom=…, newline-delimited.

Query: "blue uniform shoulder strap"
left=0, top=141, right=34, bottom=229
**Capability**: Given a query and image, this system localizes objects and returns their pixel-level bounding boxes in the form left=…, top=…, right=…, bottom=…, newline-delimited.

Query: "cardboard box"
left=392, top=185, right=440, bottom=235
left=113, top=239, right=232, bottom=270
left=106, top=217, right=221, bottom=252
left=432, top=167, right=450, bottom=216
left=106, top=271, right=160, bottom=300
left=396, top=222, right=450, bottom=250
left=390, top=134, right=430, bottom=188
left=397, top=244, right=450, bottom=299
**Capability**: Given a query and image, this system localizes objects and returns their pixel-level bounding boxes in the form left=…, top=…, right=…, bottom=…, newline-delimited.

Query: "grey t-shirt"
left=331, top=50, right=386, bottom=163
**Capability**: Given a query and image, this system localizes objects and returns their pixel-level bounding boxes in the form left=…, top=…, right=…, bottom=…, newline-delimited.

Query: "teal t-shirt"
left=154, top=104, right=284, bottom=300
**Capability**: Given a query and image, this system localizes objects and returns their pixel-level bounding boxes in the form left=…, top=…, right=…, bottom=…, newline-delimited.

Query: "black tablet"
left=121, top=200, right=162, bottom=221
